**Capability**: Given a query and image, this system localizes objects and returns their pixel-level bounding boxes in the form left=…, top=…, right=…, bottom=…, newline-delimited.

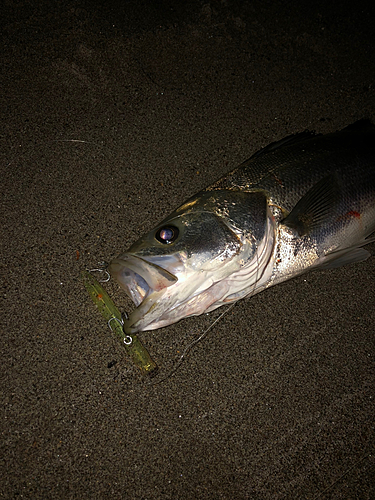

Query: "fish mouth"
left=108, top=254, right=178, bottom=331
left=109, top=254, right=178, bottom=305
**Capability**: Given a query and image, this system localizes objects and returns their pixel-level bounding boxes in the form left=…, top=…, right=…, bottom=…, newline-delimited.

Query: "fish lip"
left=108, top=253, right=178, bottom=323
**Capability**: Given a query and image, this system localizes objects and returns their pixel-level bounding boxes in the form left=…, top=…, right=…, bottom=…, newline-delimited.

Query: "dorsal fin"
left=342, top=118, right=375, bottom=132
left=249, top=119, right=374, bottom=161
left=250, top=130, right=318, bottom=160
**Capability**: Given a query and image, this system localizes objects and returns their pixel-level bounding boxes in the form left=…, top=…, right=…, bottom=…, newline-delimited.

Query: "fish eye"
left=155, top=225, right=179, bottom=244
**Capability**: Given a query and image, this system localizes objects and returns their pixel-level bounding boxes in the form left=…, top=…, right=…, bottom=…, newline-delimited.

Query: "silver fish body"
left=109, top=120, right=375, bottom=333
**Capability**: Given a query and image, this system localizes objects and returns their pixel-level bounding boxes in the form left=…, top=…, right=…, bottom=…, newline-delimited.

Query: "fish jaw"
left=108, top=254, right=180, bottom=333
left=121, top=272, right=231, bottom=333
left=109, top=252, right=236, bottom=333
left=108, top=252, right=215, bottom=333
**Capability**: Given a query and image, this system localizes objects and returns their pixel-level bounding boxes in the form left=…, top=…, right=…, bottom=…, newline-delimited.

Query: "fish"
left=109, top=119, right=375, bottom=334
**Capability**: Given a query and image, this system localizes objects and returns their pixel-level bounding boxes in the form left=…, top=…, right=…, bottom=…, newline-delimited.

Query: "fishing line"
left=150, top=233, right=262, bottom=385
left=248, top=231, right=260, bottom=300
left=149, top=301, right=238, bottom=385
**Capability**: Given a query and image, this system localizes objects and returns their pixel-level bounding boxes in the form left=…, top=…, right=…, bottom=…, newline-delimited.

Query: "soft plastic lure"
left=82, top=270, right=158, bottom=376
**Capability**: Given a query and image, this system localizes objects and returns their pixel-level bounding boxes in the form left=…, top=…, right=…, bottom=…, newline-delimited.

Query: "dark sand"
left=1, top=1, right=375, bottom=498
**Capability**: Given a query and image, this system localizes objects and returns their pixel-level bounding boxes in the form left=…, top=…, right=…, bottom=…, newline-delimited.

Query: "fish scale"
left=109, top=120, right=375, bottom=333
left=209, top=125, right=375, bottom=214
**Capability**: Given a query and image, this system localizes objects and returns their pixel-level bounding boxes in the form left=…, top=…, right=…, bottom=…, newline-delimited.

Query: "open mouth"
left=108, top=254, right=178, bottom=307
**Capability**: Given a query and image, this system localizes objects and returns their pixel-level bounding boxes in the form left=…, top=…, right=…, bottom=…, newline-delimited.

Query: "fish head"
left=109, top=190, right=274, bottom=333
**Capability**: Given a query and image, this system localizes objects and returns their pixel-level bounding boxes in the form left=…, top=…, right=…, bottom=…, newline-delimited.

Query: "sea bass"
left=109, top=120, right=375, bottom=334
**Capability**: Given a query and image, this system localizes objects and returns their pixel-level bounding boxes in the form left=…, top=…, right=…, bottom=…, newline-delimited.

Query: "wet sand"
left=1, top=1, right=375, bottom=498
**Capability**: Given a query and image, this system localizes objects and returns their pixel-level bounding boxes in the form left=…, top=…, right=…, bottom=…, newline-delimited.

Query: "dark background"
left=1, top=1, right=374, bottom=498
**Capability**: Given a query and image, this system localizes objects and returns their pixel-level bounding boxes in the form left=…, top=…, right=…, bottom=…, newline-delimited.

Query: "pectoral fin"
left=282, top=174, right=339, bottom=236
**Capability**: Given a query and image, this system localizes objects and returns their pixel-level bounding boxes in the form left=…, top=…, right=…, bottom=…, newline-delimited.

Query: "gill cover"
left=109, top=189, right=271, bottom=332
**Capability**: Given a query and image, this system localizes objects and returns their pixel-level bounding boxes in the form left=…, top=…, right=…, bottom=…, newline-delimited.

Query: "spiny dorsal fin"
left=342, top=118, right=375, bottom=132
left=250, top=120, right=374, bottom=161
left=249, top=130, right=318, bottom=160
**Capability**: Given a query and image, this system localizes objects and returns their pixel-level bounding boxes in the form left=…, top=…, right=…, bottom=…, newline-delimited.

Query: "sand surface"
left=1, top=1, right=375, bottom=498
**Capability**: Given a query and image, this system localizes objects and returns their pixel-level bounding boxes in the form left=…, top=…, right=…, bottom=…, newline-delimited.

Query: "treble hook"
left=88, top=262, right=110, bottom=282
